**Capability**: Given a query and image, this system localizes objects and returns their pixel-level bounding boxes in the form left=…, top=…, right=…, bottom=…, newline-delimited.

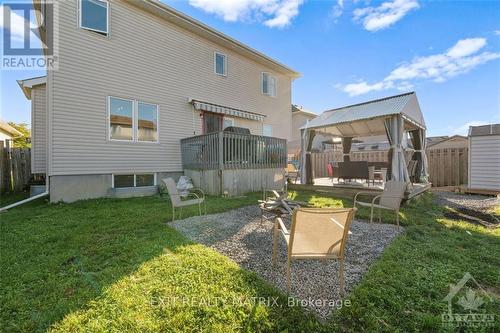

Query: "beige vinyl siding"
left=469, top=135, right=500, bottom=190
left=289, top=112, right=315, bottom=153
left=31, top=85, right=47, bottom=173
left=49, top=0, right=292, bottom=176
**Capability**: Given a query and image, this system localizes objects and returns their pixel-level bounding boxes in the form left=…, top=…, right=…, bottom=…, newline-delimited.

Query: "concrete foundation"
left=49, top=172, right=183, bottom=203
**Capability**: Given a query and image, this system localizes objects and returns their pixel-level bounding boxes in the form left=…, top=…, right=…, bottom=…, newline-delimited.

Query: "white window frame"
left=261, top=72, right=277, bottom=97
left=223, top=117, right=234, bottom=129
left=214, top=51, right=227, bottom=76
left=112, top=173, right=157, bottom=189
left=263, top=124, right=273, bottom=137
left=137, top=102, right=160, bottom=143
left=108, top=96, right=135, bottom=142
left=108, top=96, right=159, bottom=144
left=79, top=0, right=109, bottom=35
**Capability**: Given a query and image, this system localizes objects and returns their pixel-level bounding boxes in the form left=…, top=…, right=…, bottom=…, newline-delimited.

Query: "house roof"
left=17, top=76, right=47, bottom=100
left=130, top=0, right=300, bottom=78
left=292, top=105, right=317, bottom=117
left=426, top=136, right=449, bottom=145
left=427, top=135, right=467, bottom=147
left=0, top=120, right=23, bottom=137
left=301, top=92, right=425, bottom=137
left=469, top=124, right=500, bottom=137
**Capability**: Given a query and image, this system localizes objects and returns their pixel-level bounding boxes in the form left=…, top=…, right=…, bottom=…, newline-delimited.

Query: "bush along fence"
left=0, top=140, right=32, bottom=193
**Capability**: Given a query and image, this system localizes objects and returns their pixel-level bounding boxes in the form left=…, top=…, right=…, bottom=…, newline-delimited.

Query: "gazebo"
left=300, top=92, right=429, bottom=190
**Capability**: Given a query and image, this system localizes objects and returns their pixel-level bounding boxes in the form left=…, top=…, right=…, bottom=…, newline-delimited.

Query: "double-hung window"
left=109, top=97, right=158, bottom=142
left=262, top=72, right=277, bottom=97
left=79, top=0, right=109, bottom=35
left=214, top=52, right=227, bottom=76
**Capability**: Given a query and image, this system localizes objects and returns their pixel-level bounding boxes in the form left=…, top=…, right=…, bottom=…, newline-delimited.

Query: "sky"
left=1, top=0, right=499, bottom=137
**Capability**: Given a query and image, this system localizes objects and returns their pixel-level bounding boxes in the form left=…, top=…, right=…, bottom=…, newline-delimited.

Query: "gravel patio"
left=170, top=206, right=403, bottom=318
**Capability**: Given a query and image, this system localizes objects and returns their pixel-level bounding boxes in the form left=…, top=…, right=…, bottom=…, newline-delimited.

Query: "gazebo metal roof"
left=301, top=92, right=425, bottom=137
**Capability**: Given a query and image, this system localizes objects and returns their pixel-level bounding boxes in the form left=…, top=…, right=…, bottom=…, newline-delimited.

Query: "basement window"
left=79, top=0, right=109, bottom=35
left=113, top=174, right=156, bottom=188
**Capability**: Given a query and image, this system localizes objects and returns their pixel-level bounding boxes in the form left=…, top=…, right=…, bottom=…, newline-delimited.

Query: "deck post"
left=218, top=131, right=224, bottom=196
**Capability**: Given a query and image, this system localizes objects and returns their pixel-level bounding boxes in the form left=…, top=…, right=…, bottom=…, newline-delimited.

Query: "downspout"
left=0, top=177, right=49, bottom=212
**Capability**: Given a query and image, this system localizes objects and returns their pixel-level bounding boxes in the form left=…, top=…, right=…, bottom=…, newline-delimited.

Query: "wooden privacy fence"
left=0, top=141, right=32, bottom=193
left=426, top=148, right=468, bottom=187
left=310, top=148, right=468, bottom=186
left=311, top=151, right=389, bottom=177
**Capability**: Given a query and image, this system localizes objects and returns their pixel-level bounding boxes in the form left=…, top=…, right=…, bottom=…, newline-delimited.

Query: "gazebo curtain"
left=409, top=129, right=429, bottom=182
left=384, top=115, right=411, bottom=183
left=300, top=129, right=316, bottom=184
left=342, top=137, right=353, bottom=161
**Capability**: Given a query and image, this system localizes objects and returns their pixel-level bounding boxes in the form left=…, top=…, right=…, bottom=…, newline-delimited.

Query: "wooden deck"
left=288, top=177, right=430, bottom=200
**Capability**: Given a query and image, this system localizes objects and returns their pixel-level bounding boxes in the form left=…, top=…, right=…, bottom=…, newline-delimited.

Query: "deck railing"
left=180, top=131, right=287, bottom=170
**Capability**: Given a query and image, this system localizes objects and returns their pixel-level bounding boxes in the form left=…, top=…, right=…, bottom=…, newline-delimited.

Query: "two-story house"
left=18, top=0, right=299, bottom=202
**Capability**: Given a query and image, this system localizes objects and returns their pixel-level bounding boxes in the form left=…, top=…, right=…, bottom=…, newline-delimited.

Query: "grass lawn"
left=1, top=191, right=499, bottom=332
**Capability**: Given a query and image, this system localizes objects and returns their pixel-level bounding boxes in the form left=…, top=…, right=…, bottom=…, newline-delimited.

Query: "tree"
left=8, top=122, right=31, bottom=148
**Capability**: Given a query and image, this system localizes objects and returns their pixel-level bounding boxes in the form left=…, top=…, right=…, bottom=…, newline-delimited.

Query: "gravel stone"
left=433, top=191, right=499, bottom=214
left=171, top=206, right=403, bottom=318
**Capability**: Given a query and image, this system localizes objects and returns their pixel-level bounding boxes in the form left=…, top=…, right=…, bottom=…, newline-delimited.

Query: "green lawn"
left=1, top=191, right=498, bottom=332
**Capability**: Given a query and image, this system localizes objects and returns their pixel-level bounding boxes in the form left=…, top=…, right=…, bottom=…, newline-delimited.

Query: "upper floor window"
left=262, top=72, right=277, bottom=97
left=108, top=97, right=159, bottom=142
left=214, top=52, right=227, bottom=76
left=79, top=0, right=109, bottom=35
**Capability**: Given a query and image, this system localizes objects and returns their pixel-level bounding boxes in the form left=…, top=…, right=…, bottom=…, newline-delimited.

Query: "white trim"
left=108, top=96, right=134, bottom=142
left=79, top=0, right=109, bottom=35
left=214, top=51, right=227, bottom=76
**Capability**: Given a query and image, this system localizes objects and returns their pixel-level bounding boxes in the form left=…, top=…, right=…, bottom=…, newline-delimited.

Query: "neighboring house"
left=18, top=0, right=299, bottom=202
left=468, top=124, right=500, bottom=192
left=427, top=135, right=468, bottom=149
left=289, top=105, right=317, bottom=155
left=0, top=120, right=23, bottom=144
left=289, top=105, right=329, bottom=157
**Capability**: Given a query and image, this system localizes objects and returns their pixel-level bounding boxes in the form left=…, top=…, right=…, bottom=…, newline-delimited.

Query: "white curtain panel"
left=419, top=128, right=429, bottom=181
left=300, top=128, right=313, bottom=184
left=385, top=115, right=411, bottom=183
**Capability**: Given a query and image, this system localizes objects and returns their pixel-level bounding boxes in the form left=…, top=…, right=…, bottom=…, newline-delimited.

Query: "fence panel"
left=426, top=148, right=468, bottom=187
left=1, top=143, right=32, bottom=193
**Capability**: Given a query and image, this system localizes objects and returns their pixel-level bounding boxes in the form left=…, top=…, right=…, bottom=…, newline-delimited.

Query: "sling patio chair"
left=272, top=207, right=357, bottom=295
left=353, top=181, right=408, bottom=227
left=286, top=163, right=300, bottom=184
left=162, top=178, right=206, bottom=221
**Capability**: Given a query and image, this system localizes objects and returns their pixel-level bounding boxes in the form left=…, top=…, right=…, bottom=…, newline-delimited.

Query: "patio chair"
left=162, top=178, right=206, bottom=221
left=353, top=181, right=408, bottom=227
left=272, top=207, right=357, bottom=295
left=286, top=163, right=299, bottom=184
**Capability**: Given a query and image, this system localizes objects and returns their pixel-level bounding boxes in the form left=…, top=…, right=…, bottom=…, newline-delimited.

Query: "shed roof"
left=302, top=92, right=425, bottom=137
left=469, top=124, right=500, bottom=137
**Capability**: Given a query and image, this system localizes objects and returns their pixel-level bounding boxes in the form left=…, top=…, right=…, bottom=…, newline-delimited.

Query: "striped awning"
left=191, top=99, right=265, bottom=122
